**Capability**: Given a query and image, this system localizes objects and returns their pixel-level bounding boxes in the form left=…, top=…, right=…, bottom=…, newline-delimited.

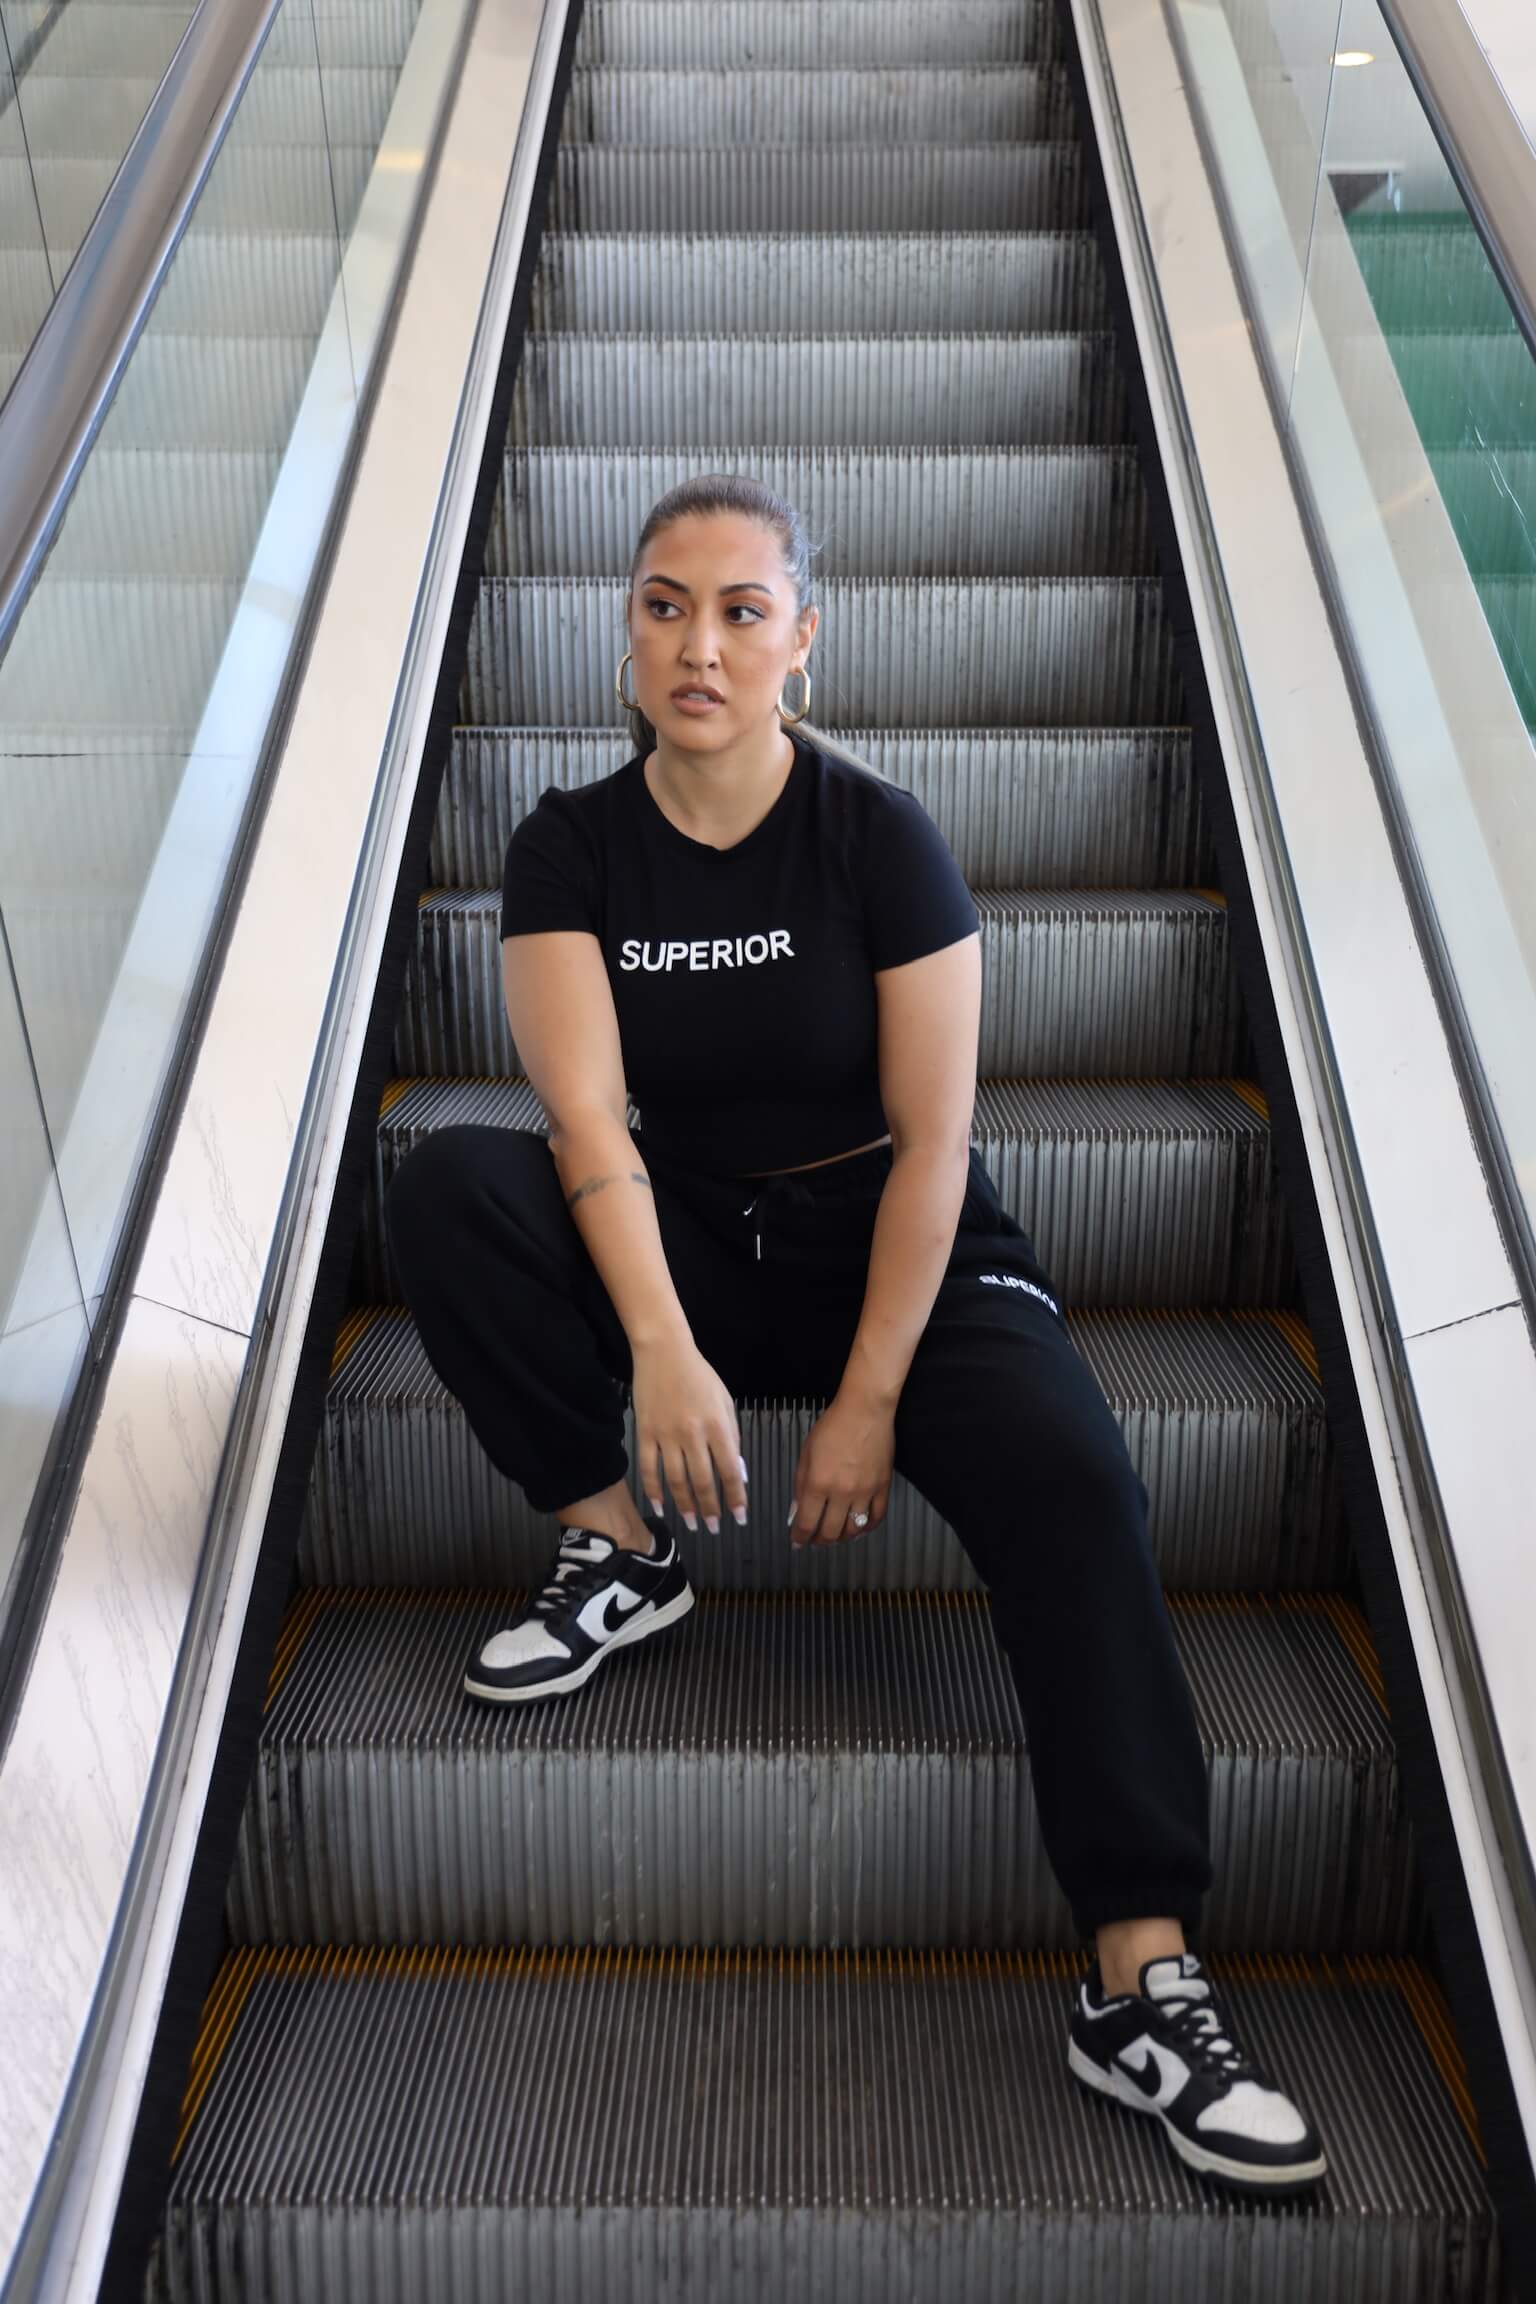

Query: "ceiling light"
left=1333, top=50, right=1375, bottom=66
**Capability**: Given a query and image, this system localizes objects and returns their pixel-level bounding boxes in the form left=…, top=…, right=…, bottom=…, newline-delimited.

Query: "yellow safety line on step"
left=1226, top=1079, right=1270, bottom=1121
left=1267, top=1308, right=1321, bottom=1383
left=172, top=1947, right=266, bottom=2162
left=1313, top=1592, right=1389, bottom=1716
left=176, top=1940, right=1477, bottom=2169
left=329, top=1306, right=382, bottom=1378
left=1364, top=1953, right=1485, bottom=2159
left=264, top=1587, right=331, bottom=1709
left=378, top=1079, right=411, bottom=1119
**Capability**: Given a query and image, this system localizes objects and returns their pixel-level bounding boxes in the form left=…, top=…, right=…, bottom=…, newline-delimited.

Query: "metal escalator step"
left=508, top=331, right=1132, bottom=445
left=0, top=576, right=241, bottom=728
left=1, top=0, right=194, bottom=85
left=397, top=887, right=1236, bottom=1078
left=362, top=1077, right=1289, bottom=1309
left=299, top=1306, right=1343, bottom=1591
left=19, top=140, right=378, bottom=246
left=562, top=63, right=1078, bottom=144
left=141, top=230, right=342, bottom=338
left=1347, top=216, right=1517, bottom=336
left=6, top=0, right=425, bottom=77
left=0, top=732, right=185, bottom=885
left=531, top=229, right=1106, bottom=334
left=1473, top=574, right=1536, bottom=723
left=548, top=142, right=1088, bottom=231
left=487, top=447, right=1153, bottom=579
left=91, top=332, right=316, bottom=451
left=437, top=727, right=1211, bottom=889
left=1428, top=444, right=1536, bottom=577
left=1380, top=329, right=1536, bottom=448
left=228, top=1591, right=1412, bottom=1953
left=48, top=448, right=282, bottom=580
left=264, top=0, right=427, bottom=70
left=153, top=1949, right=1497, bottom=2304
left=462, top=577, right=1178, bottom=726
left=14, top=65, right=398, bottom=163
left=0, top=249, right=51, bottom=358
left=574, top=0, right=1065, bottom=70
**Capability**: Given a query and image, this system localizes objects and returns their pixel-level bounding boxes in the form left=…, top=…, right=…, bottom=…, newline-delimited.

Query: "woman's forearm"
left=547, top=1114, right=693, bottom=1350
left=837, top=1145, right=971, bottom=1411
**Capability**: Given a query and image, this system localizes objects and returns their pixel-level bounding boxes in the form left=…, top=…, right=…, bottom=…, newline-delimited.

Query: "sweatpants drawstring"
left=740, top=1171, right=818, bottom=1261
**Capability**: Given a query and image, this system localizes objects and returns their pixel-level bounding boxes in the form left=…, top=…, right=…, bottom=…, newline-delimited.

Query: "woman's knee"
left=955, top=1371, right=1150, bottom=1568
left=384, top=1125, right=525, bottom=1270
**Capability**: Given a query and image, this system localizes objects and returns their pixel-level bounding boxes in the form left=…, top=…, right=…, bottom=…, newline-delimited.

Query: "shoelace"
left=1153, top=1980, right=1265, bottom=2085
left=527, top=1542, right=613, bottom=1622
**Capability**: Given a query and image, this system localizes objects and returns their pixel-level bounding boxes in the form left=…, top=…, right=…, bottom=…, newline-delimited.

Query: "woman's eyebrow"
left=640, top=573, right=776, bottom=598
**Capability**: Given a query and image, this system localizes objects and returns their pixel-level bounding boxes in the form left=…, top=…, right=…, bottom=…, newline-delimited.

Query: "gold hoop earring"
left=778, top=665, right=811, bottom=725
left=615, top=650, right=638, bottom=711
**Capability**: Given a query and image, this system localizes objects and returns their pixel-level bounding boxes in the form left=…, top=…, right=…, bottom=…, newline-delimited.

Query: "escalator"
left=141, top=0, right=1509, bottom=2292
left=0, top=0, right=426, bottom=1227
left=1347, top=210, right=1536, bottom=732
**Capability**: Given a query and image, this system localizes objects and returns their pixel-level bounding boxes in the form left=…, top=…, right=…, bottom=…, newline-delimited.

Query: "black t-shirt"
left=499, top=725, right=979, bottom=1176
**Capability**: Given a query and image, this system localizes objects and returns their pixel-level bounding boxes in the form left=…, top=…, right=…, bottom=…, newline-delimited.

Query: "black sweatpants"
left=384, top=1124, right=1213, bottom=1941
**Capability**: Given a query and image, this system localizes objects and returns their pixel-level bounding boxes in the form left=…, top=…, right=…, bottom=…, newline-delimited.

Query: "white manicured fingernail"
left=786, top=1503, right=797, bottom=1526
left=738, top=1454, right=749, bottom=1482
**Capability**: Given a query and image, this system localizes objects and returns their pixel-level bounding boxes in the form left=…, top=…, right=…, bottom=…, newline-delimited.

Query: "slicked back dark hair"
left=622, top=472, right=820, bottom=753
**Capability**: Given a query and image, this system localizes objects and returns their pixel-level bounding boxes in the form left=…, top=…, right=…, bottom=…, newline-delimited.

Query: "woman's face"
left=628, top=511, right=816, bottom=746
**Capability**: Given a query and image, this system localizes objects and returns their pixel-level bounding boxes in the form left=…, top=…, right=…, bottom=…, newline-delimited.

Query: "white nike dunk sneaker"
left=464, top=1519, right=694, bottom=1704
left=1068, top=1951, right=1327, bottom=2194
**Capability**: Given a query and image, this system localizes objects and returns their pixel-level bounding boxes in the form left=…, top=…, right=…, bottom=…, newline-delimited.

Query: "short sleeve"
left=500, top=787, right=599, bottom=939
left=862, top=784, right=979, bottom=970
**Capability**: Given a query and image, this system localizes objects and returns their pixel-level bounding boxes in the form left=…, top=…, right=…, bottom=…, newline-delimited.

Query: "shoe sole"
left=1067, top=2038, right=1328, bottom=2194
left=463, top=1580, right=696, bottom=1704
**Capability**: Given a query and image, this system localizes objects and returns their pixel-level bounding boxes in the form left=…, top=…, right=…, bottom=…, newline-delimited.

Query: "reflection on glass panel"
left=0, top=0, right=357, bottom=1324
left=0, top=25, right=52, bottom=412
left=1336, top=193, right=1536, bottom=723
left=0, top=931, right=87, bottom=1611
left=0, top=0, right=471, bottom=1628
left=1197, top=0, right=1345, bottom=390
left=1168, top=0, right=1536, bottom=1255
left=1188, top=0, right=1536, bottom=1254
left=0, top=2, right=199, bottom=272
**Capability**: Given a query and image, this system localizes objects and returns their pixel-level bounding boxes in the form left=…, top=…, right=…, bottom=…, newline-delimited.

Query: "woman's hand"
left=632, top=1333, right=749, bottom=1534
left=787, top=1388, right=896, bottom=1547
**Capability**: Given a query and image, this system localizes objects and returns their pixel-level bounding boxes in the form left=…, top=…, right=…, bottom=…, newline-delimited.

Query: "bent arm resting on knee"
left=503, top=930, right=690, bottom=1352
left=548, top=1111, right=692, bottom=1350
left=838, top=1142, right=971, bottom=1411
left=841, top=931, right=983, bottom=1411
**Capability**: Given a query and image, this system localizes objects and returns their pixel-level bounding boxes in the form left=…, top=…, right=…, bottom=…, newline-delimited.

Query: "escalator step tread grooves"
left=140, top=0, right=1508, bottom=2289
left=160, top=1956, right=1491, bottom=2285
left=227, top=1587, right=1414, bottom=1956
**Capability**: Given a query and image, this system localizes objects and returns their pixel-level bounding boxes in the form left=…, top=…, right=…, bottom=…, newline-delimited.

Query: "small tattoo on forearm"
left=566, top=1170, right=653, bottom=1209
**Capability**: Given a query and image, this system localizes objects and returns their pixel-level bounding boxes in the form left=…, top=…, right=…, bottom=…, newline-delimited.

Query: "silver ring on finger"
left=851, top=1510, right=869, bottom=1528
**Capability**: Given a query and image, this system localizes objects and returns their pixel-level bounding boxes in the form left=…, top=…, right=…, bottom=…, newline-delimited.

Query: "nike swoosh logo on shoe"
left=579, top=1582, right=649, bottom=1643
left=601, top=1590, right=654, bottom=1639
left=1116, top=2051, right=1165, bottom=2100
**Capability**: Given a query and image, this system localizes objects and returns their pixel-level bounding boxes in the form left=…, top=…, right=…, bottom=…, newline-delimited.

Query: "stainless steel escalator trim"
left=0, top=0, right=569, bottom=2293
left=0, top=0, right=282, bottom=666
left=1376, top=0, right=1536, bottom=376
left=1074, top=0, right=1536, bottom=2190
